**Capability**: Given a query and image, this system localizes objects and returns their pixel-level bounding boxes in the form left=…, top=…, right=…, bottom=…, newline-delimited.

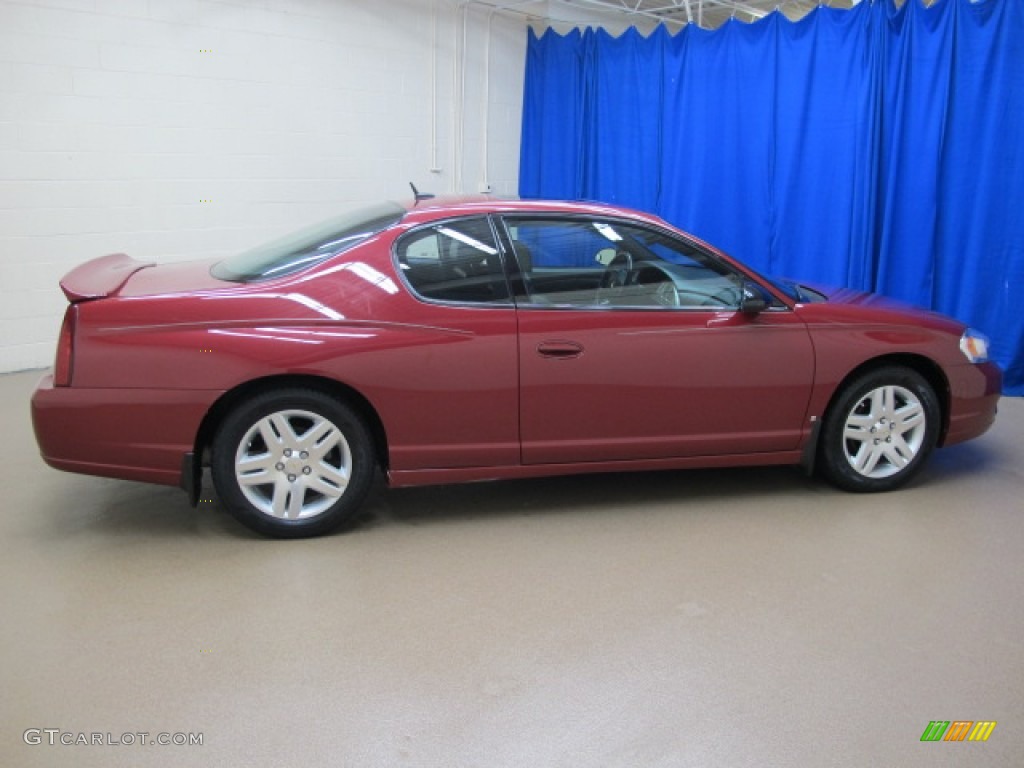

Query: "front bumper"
left=943, top=361, right=1002, bottom=447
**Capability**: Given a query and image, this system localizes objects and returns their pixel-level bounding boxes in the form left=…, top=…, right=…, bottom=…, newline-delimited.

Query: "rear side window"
left=395, top=217, right=510, bottom=304
left=213, top=202, right=404, bottom=282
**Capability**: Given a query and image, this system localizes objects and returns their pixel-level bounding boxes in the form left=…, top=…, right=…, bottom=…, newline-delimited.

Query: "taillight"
left=54, top=305, right=77, bottom=387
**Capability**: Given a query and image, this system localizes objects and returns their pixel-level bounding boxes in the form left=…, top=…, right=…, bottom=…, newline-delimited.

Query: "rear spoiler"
left=60, top=254, right=155, bottom=303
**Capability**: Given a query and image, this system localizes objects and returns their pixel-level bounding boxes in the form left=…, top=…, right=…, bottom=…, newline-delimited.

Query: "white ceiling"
left=467, top=0, right=861, bottom=30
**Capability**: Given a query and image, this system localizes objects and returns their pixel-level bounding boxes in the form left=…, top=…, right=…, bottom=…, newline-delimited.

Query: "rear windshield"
left=212, top=202, right=405, bottom=282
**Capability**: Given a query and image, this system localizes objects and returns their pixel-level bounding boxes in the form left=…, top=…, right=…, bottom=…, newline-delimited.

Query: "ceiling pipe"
left=430, top=0, right=442, bottom=175
left=458, top=0, right=548, bottom=195
left=550, top=0, right=769, bottom=26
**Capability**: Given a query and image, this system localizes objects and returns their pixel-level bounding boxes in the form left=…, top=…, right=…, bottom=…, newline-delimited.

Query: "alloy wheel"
left=841, top=384, right=926, bottom=479
left=234, top=409, right=352, bottom=520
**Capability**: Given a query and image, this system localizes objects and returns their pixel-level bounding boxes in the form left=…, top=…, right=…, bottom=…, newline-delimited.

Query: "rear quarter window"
left=395, top=218, right=510, bottom=304
left=213, top=202, right=405, bottom=282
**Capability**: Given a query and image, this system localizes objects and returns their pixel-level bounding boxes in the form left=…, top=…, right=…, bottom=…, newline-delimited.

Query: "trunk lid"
left=117, top=257, right=228, bottom=297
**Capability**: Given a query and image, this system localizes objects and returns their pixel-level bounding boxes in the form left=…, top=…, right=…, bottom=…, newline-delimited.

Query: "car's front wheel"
left=819, top=366, right=940, bottom=492
left=211, top=389, right=376, bottom=538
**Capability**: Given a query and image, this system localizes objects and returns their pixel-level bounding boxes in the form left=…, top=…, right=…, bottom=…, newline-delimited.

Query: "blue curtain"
left=519, top=0, right=1024, bottom=394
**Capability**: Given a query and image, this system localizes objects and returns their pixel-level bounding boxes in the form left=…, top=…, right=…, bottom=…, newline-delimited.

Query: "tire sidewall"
left=212, top=389, right=375, bottom=538
left=820, top=367, right=940, bottom=493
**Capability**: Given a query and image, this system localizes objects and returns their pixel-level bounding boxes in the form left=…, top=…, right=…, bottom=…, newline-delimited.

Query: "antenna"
left=409, top=182, right=435, bottom=202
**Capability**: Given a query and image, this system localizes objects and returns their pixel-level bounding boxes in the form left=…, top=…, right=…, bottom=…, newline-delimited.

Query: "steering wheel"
left=695, top=274, right=745, bottom=308
left=698, top=293, right=735, bottom=308
left=599, top=251, right=634, bottom=290
left=653, top=279, right=681, bottom=307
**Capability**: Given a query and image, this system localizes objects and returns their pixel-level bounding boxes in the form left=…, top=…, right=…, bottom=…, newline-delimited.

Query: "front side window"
left=503, top=217, right=745, bottom=310
left=395, top=217, right=510, bottom=304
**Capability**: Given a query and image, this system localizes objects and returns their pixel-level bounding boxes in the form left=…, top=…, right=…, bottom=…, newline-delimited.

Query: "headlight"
left=960, top=329, right=990, bottom=364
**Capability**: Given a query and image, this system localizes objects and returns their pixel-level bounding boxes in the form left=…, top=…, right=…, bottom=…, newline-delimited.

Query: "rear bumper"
left=31, top=373, right=219, bottom=487
left=943, top=361, right=1002, bottom=447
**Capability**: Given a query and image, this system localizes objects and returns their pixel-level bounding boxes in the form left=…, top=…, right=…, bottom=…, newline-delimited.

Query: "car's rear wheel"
left=819, top=366, right=940, bottom=492
left=211, top=389, right=375, bottom=538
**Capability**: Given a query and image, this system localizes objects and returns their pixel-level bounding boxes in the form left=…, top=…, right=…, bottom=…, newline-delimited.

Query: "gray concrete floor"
left=1, top=369, right=1022, bottom=767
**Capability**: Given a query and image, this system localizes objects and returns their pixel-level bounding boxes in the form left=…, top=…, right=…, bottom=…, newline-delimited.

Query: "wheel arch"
left=194, top=374, right=390, bottom=473
left=820, top=353, right=951, bottom=448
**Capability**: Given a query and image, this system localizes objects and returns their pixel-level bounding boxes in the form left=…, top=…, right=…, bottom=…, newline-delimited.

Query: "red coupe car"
left=31, top=196, right=1001, bottom=537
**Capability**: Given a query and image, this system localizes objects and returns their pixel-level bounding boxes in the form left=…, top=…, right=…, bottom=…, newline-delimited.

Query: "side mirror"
left=595, top=247, right=617, bottom=266
left=739, top=281, right=768, bottom=315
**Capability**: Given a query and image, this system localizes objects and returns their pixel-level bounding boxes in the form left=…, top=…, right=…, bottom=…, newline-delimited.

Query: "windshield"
left=212, top=202, right=405, bottom=282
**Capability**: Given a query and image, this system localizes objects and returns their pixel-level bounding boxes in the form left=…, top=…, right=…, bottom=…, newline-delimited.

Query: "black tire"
left=211, top=389, right=376, bottom=538
left=819, top=366, right=940, bottom=493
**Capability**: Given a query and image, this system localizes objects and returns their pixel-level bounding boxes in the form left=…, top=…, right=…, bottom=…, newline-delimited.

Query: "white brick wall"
left=0, top=0, right=529, bottom=371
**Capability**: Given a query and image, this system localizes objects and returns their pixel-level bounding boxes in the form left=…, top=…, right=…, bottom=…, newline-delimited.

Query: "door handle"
left=537, top=340, right=584, bottom=359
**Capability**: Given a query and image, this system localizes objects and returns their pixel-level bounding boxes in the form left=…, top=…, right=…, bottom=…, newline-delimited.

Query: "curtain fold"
left=518, top=0, right=1024, bottom=394
left=660, top=17, right=777, bottom=268
left=587, top=27, right=666, bottom=212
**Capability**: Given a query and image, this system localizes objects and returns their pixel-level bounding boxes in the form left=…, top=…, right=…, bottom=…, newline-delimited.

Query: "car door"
left=499, top=215, right=816, bottom=465
left=385, top=215, right=520, bottom=470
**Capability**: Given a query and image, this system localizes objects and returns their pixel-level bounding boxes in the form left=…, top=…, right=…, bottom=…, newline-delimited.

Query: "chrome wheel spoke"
left=306, top=474, right=345, bottom=499
left=844, top=417, right=873, bottom=442
left=310, top=435, right=343, bottom=463
left=238, top=453, right=274, bottom=474
left=270, top=413, right=300, bottom=449
left=268, top=479, right=307, bottom=520
left=883, top=446, right=909, bottom=469
left=238, top=468, right=274, bottom=487
left=304, top=422, right=343, bottom=459
left=887, top=434, right=914, bottom=467
left=309, top=463, right=349, bottom=496
left=270, top=478, right=293, bottom=517
left=298, top=418, right=333, bottom=446
left=285, top=482, right=305, bottom=518
left=869, top=388, right=887, bottom=419
left=876, top=387, right=892, bottom=417
left=895, top=402, right=924, bottom=432
left=846, top=413, right=875, bottom=430
left=853, top=443, right=883, bottom=475
left=257, top=418, right=284, bottom=449
left=843, top=431, right=868, bottom=447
